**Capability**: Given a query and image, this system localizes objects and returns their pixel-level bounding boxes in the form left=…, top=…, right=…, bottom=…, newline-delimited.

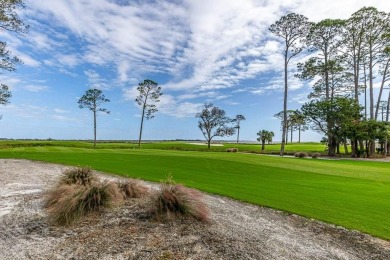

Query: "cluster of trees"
left=78, top=80, right=161, bottom=148
left=270, top=7, right=390, bottom=157
left=196, top=104, right=276, bottom=151
left=274, top=110, right=307, bottom=144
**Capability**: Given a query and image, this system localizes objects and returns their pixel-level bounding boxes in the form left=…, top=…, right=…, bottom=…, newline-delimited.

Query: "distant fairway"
left=0, top=140, right=328, bottom=154
left=0, top=144, right=388, bottom=240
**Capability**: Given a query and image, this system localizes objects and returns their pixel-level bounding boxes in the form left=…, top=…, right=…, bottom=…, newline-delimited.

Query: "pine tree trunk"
left=93, top=110, right=96, bottom=148
left=285, top=126, right=289, bottom=145
left=236, top=126, right=240, bottom=144
left=280, top=55, right=288, bottom=156
left=138, top=105, right=146, bottom=148
left=298, top=126, right=301, bottom=143
left=344, top=141, right=349, bottom=155
left=374, top=60, right=389, bottom=120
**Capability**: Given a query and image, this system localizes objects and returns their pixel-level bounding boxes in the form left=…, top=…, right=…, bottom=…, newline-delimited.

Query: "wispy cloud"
left=84, top=69, right=110, bottom=90
left=23, top=84, right=48, bottom=92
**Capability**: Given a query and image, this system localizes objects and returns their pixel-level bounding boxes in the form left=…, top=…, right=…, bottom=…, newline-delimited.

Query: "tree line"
left=270, top=7, right=390, bottom=157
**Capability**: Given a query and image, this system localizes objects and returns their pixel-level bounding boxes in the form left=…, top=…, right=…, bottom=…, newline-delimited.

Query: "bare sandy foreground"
left=0, top=159, right=389, bottom=259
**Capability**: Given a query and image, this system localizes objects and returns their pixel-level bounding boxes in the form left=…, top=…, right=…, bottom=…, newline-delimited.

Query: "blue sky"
left=0, top=0, right=389, bottom=142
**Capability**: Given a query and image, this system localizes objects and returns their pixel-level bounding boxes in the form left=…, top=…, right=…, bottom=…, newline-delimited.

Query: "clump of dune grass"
left=117, top=179, right=150, bottom=199
left=311, top=152, right=321, bottom=159
left=45, top=181, right=123, bottom=225
left=60, top=166, right=97, bottom=186
left=294, top=152, right=308, bottom=158
left=151, top=184, right=209, bottom=222
left=226, top=148, right=238, bottom=152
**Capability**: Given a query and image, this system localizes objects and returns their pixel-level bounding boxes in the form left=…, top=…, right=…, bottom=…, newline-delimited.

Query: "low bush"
left=60, top=167, right=97, bottom=186
left=45, top=181, right=122, bottom=225
left=294, top=152, right=308, bottom=158
left=311, top=153, right=321, bottom=159
left=117, top=179, right=150, bottom=199
left=226, top=148, right=238, bottom=152
left=151, top=184, right=209, bottom=222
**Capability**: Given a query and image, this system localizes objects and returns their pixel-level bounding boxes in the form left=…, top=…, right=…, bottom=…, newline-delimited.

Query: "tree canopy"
left=196, top=103, right=235, bottom=149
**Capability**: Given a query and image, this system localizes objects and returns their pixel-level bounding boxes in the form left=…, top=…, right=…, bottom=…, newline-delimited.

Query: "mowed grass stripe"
left=0, top=146, right=389, bottom=240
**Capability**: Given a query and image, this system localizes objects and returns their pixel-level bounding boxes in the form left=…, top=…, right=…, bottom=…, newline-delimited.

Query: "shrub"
left=151, top=184, right=209, bottom=222
left=294, top=152, right=308, bottom=158
left=226, top=148, right=238, bottom=152
left=60, top=167, right=97, bottom=186
left=117, top=179, right=150, bottom=199
left=311, top=153, right=321, bottom=159
left=45, top=181, right=122, bottom=225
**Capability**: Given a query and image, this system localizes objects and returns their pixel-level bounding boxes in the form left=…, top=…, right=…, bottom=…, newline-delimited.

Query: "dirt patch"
left=0, top=159, right=389, bottom=259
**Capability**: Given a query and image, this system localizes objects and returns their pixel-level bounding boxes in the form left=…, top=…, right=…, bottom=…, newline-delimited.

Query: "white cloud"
left=51, top=115, right=77, bottom=121
left=158, top=94, right=203, bottom=118
left=84, top=69, right=110, bottom=90
left=25, top=0, right=389, bottom=97
left=54, top=108, right=69, bottom=114
left=24, top=85, right=48, bottom=92
left=56, top=54, right=80, bottom=68
left=123, top=87, right=202, bottom=118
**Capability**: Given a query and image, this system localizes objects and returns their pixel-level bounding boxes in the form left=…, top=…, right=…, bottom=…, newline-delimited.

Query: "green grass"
left=0, top=145, right=389, bottom=240
left=0, top=140, right=328, bottom=154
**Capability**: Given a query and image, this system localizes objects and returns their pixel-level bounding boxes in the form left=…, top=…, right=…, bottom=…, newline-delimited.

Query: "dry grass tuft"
left=45, top=181, right=123, bottom=225
left=311, top=152, right=321, bottom=159
left=60, top=167, right=97, bottom=186
left=117, top=179, right=150, bottom=199
left=151, top=184, right=209, bottom=222
left=226, top=148, right=238, bottom=152
left=294, top=152, right=308, bottom=158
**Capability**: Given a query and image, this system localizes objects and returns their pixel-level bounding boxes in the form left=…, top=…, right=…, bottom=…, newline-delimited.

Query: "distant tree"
left=78, top=89, right=110, bottom=148
left=232, top=114, right=245, bottom=144
left=290, top=110, right=308, bottom=143
left=135, top=79, right=162, bottom=148
left=269, top=13, right=311, bottom=156
left=257, top=130, right=274, bottom=152
left=196, top=103, right=235, bottom=150
left=274, top=110, right=295, bottom=144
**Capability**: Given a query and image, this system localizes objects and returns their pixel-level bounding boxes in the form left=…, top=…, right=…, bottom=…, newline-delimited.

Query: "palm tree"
left=257, top=130, right=275, bottom=152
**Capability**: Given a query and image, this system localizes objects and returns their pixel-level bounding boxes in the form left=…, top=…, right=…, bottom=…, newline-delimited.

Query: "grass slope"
left=0, top=146, right=389, bottom=240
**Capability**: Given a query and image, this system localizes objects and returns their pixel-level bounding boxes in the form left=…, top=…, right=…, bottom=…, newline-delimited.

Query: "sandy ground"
left=0, top=159, right=389, bottom=259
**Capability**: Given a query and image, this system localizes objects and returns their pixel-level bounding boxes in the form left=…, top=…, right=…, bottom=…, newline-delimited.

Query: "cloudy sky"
left=0, top=0, right=389, bottom=141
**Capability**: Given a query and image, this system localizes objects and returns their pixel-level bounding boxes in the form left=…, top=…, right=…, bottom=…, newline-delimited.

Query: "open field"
left=0, top=144, right=389, bottom=240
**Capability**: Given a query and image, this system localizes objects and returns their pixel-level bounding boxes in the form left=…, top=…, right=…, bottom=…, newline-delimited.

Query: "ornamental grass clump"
left=311, top=152, right=321, bottom=159
left=294, top=152, right=308, bottom=158
left=46, top=166, right=123, bottom=226
left=226, top=148, right=238, bottom=152
left=152, top=184, right=209, bottom=222
left=60, top=167, right=97, bottom=186
left=117, top=179, right=150, bottom=199
left=45, top=181, right=122, bottom=226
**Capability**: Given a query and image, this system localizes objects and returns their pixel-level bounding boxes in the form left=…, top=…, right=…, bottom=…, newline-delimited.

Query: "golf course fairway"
left=0, top=146, right=389, bottom=240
